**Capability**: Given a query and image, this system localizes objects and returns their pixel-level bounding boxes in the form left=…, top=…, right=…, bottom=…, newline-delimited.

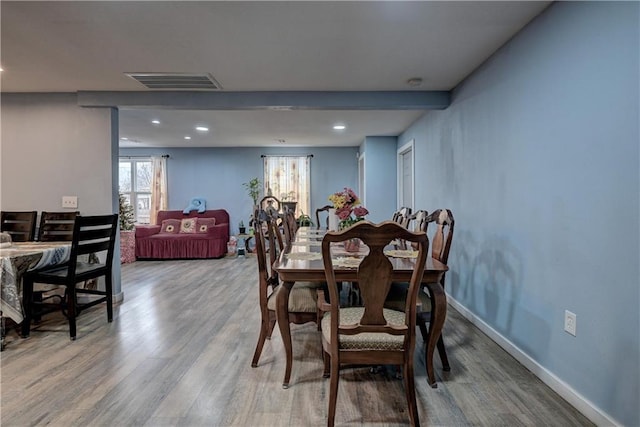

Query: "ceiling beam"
left=77, top=91, right=450, bottom=110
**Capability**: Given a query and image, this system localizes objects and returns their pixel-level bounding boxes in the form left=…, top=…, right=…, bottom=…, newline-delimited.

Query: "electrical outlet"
left=62, top=196, right=78, bottom=209
left=564, top=310, right=577, bottom=336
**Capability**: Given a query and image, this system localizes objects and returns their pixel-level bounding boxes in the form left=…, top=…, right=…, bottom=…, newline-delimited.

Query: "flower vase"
left=344, top=238, right=361, bottom=253
left=328, top=208, right=340, bottom=231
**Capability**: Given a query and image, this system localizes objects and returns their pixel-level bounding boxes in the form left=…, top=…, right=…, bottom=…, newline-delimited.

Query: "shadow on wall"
left=449, top=230, right=551, bottom=360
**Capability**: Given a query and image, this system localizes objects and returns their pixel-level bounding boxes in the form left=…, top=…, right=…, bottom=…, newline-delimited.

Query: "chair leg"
left=251, top=320, right=269, bottom=368
left=251, top=314, right=276, bottom=368
left=266, top=317, right=276, bottom=339
left=328, top=355, right=340, bottom=427
left=67, top=284, right=77, bottom=340
left=436, top=335, right=450, bottom=371
left=105, top=272, right=113, bottom=322
left=403, top=359, right=420, bottom=427
left=322, top=350, right=330, bottom=378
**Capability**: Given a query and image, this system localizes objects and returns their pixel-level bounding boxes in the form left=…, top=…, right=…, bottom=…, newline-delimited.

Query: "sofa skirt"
left=136, top=235, right=227, bottom=259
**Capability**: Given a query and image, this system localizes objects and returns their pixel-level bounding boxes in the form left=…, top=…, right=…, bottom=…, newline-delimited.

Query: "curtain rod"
left=119, top=154, right=170, bottom=159
left=261, top=154, right=313, bottom=158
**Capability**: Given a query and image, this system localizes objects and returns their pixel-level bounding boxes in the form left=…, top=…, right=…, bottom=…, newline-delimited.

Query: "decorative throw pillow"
left=180, top=218, right=197, bottom=233
left=160, top=219, right=180, bottom=234
left=196, top=218, right=216, bottom=233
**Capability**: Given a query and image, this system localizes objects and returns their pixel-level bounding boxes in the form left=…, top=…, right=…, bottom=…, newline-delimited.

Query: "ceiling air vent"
left=125, top=72, right=223, bottom=90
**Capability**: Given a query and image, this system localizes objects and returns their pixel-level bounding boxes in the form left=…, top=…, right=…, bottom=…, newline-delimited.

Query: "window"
left=263, top=156, right=311, bottom=217
left=119, top=158, right=153, bottom=224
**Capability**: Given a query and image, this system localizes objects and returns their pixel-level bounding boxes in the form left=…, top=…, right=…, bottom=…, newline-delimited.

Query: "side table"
left=236, top=233, right=254, bottom=256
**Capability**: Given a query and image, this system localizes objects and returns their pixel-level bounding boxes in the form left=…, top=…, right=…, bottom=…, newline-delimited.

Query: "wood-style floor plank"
left=1, top=257, right=593, bottom=426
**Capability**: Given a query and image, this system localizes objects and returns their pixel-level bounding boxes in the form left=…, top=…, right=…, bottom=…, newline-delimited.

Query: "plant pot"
left=120, top=230, right=136, bottom=264
left=239, top=227, right=246, bottom=234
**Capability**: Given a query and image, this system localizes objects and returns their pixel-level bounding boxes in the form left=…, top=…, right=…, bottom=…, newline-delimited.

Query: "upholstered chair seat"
left=321, top=307, right=406, bottom=351
left=267, top=282, right=319, bottom=313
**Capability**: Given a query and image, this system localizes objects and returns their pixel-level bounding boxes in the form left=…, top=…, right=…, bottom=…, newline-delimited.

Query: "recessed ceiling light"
left=0, top=67, right=4, bottom=72
left=151, top=119, right=160, bottom=125
left=195, top=126, right=209, bottom=132
left=333, top=124, right=346, bottom=131
left=184, top=136, right=191, bottom=140
left=120, top=137, right=129, bottom=141
left=407, top=77, right=423, bottom=87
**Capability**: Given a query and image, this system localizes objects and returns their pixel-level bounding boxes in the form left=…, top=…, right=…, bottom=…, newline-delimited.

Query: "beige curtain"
left=263, top=156, right=310, bottom=216
left=150, top=156, right=168, bottom=225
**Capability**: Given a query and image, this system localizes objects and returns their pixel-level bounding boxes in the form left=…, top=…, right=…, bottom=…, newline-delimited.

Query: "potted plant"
left=118, top=193, right=136, bottom=263
left=243, top=178, right=261, bottom=208
left=238, top=220, right=246, bottom=234
left=297, top=211, right=314, bottom=227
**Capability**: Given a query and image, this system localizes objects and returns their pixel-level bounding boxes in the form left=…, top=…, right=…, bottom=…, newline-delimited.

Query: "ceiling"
left=0, top=1, right=551, bottom=148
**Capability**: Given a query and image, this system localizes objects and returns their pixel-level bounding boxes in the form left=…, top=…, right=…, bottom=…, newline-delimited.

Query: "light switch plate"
left=62, top=196, right=78, bottom=209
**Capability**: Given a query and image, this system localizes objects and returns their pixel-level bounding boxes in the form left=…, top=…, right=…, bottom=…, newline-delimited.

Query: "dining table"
left=1, top=241, right=72, bottom=324
left=273, top=227, right=449, bottom=388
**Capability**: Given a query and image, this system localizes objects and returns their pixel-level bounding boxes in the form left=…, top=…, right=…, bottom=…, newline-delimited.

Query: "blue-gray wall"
left=399, top=2, right=639, bottom=425
left=120, top=146, right=358, bottom=233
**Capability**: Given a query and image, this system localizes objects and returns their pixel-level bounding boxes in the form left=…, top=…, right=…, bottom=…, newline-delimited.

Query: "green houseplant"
left=243, top=178, right=261, bottom=207
left=118, top=193, right=135, bottom=231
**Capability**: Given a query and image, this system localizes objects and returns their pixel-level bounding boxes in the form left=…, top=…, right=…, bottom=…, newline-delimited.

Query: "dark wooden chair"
left=319, top=221, right=428, bottom=427
left=21, top=214, right=118, bottom=340
left=392, top=206, right=412, bottom=229
left=385, top=208, right=454, bottom=387
left=315, top=205, right=332, bottom=230
left=281, top=210, right=298, bottom=246
left=419, top=209, right=454, bottom=372
left=259, top=195, right=281, bottom=219
left=251, top=215, right=320, bottom=368
left=37, top=211, right=78, bottom=241
left=0, top=211, right=37, bottom=242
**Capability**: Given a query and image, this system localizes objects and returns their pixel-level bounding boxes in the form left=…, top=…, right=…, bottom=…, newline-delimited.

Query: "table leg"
left=276, top=280, right=294, bottom=388
left=424, top=281, right=447, bottom=388
left=21, top=276, right=34, bottom=338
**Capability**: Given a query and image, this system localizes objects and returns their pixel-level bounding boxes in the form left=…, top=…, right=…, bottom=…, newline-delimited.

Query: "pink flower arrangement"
left=328, top=187, right=369, bottom=229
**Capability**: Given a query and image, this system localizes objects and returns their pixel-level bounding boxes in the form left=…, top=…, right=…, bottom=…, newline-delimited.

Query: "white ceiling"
left=0, top=1, right=551, bottom=148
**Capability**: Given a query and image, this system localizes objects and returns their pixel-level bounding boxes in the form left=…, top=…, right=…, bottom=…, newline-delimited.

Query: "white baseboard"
left=447, top=296, right=620, bottom=427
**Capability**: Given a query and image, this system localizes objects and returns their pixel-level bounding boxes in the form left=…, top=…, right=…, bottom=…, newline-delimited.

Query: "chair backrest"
left=254, top=215, right=280, bottom=311
left=315, top=205, right=332, bottom=230
left=38, top=211, right=79, bottom=241
left=281, top=210, right=298, bottom=245
left=392, top=207, right=412, bottom=228
left=321, top=221, right=428, bottom=340
left=425, top=209, right=454, bottom=287
left=260, top=196, right=281, bottom=218
left=1, top=211, right=37, bottom=242
left=410, top=210, right=429, bottom=233
left=66, top=215, right=118, bottom=279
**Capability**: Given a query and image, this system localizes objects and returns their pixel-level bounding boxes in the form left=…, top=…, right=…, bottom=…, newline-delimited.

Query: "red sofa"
left=135, top=210, right=229, bottom=259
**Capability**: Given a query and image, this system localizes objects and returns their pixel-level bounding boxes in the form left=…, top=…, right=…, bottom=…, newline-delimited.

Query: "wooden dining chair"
left=37, top=211, right=79, bottom=241
left=21, top=214, right=118, bottom=340
left=281, top=210, right=298, bottom=245
left=392, top=206, right=412, bottom=229
left=319, top=221, right=428, bottom=427
left=251, top=215, right=321, bottom=368
left=315, top=205, right=332, bottom=230
left=385, top=208, right=454, bottom=387
left=419, top=209, right=455, bottom=372
left=0, top=211, right=37, bottom=242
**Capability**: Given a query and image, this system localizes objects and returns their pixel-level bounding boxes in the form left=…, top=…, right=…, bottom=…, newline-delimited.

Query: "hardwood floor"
left=1, top=257, right=593, bottom=426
